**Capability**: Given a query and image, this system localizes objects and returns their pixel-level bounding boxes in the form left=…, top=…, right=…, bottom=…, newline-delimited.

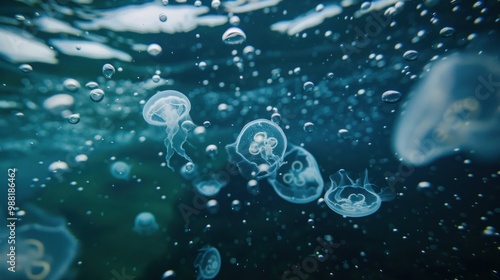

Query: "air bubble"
left=403, top=50, right=419, bottom=61
left=381, top=90, right=402, bottom=104
left=102, top=63, right=115, bottom=79
left=222, top=27, right=247, bottom=45
left=90, top=89, right=105, bottom=102
left=439, top=27, right=455, bottom=37
left=337, top=129, right=352, bottom=139
left=303, top=122, right=315, bottom=133
left=303, top=81, right=314, bottom=92
left=147, top=43, right=162, bottom=56
left=67, top=113, right=80, bottom=124
left=19, top=64, right=33, bottom=73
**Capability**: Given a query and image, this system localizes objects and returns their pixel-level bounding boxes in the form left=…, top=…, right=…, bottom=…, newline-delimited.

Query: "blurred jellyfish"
left=193, top=174, right=227, bottom=197
left=133, top=212, right=159, bottom=235
left=0, top=206, right=77, bottom=280
left=324, top=169, right=395, bottom=217
left=268, top=144, right=324, bottom=204
left=226, top=119, right=287, bottom=180
left=194, top=245, right=221, bottom=280
left=110, top=161, right=131, bottom=180
left=392, top=53, right=500, bottom=165
left=143, top=90, right=194, bottom=170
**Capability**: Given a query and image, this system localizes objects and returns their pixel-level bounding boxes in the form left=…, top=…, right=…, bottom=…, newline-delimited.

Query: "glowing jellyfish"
left=193, top=174, right=227, bottom=197
left=133, top=212, right=159, bottom=235
left=226, top=119, right=287, bottom=180
left=143, top=90, right=194, bottom=170
left=392, top=53, right=500, bottom=166
left=0, top=206, right=77, bottom=280
left=324, top=169, right=395, bottom=217
left=194, top=245, right=221, bottom=280
left=268, top=144, right=324, bottom=204
left=110, top=161, right=131, bottom=180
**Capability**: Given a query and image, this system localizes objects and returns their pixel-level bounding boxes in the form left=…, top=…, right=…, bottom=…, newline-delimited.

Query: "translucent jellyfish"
left=143, top=90, right=194, bottom=170
left=0, top=206, right=78, bottom=280
left=133, top=212, right=159, bottom=235
left=194, top=245, right=221, bottom=280
left=392, top=54, right=500, bottom=165
left=268, top=144, right=324, bottom=204
left=110, top=161, right=131, bottom=180
left=226, top=119, right=287, bottom=180
left=193, top=174, right=227, bottom=197
left=324, top=169, right=395, bottom=218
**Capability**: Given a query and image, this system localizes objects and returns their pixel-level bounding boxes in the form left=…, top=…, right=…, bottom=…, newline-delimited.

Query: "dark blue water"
left=0, top=0, right=499, bottom=279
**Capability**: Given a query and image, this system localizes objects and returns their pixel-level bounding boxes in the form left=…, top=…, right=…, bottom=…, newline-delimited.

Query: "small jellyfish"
left=268, top=144, right=324, bottom=204
left=392, top=53, right=500, bottom=165
left=225, top=119, right=287, bottom=180
left=133, top=212, right=159, bottom=235
left=110, top=161, right=131, bottom=180
left=143, top=90, right=194, bottom=170
left=324, top=169, right=395, bottom=217
left=194, top=245, right=221, bottom=280
left=193, top=174, right=227, bottom=197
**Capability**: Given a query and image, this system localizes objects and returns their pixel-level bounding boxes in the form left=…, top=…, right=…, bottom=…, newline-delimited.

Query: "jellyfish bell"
left=142, top=90, right=194, bottom=170
left=133, top=212, right=159, bottom=235
left=268, top=144, right=324, bottom=204
left=110, top=161, right=131, bottom=180
left=324, top=169, right=395, bottom=218
left=225, top=119, right=287, bottom=180
left=193, top=174, right=227, bottom=197
left=392, top=52, right=500, bottom=166
left=194, top=245, right=221, bottom=280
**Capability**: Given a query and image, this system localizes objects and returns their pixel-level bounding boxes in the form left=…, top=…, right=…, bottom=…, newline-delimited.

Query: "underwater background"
left=0, top=0, right=499, bottom=279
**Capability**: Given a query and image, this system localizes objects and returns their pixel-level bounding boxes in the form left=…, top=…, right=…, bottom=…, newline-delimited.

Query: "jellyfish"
left=110, top=161, right=131, bottom=180
left=392, top=53, right=500, bottom=166
left=193, top=174, right=227, bottom=197
left=225, top=119, right=287, bottom=180
left=0, top=206, right=78, bottom=280
left=324, top=169, right=395, bottom=218
left=268, top=144, right=324, bottom=204
left=133, top=212, right=159, bottom=235
left=194, top=245, right=221, bottom=280
left=143, top=90, right=195, bottom=170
